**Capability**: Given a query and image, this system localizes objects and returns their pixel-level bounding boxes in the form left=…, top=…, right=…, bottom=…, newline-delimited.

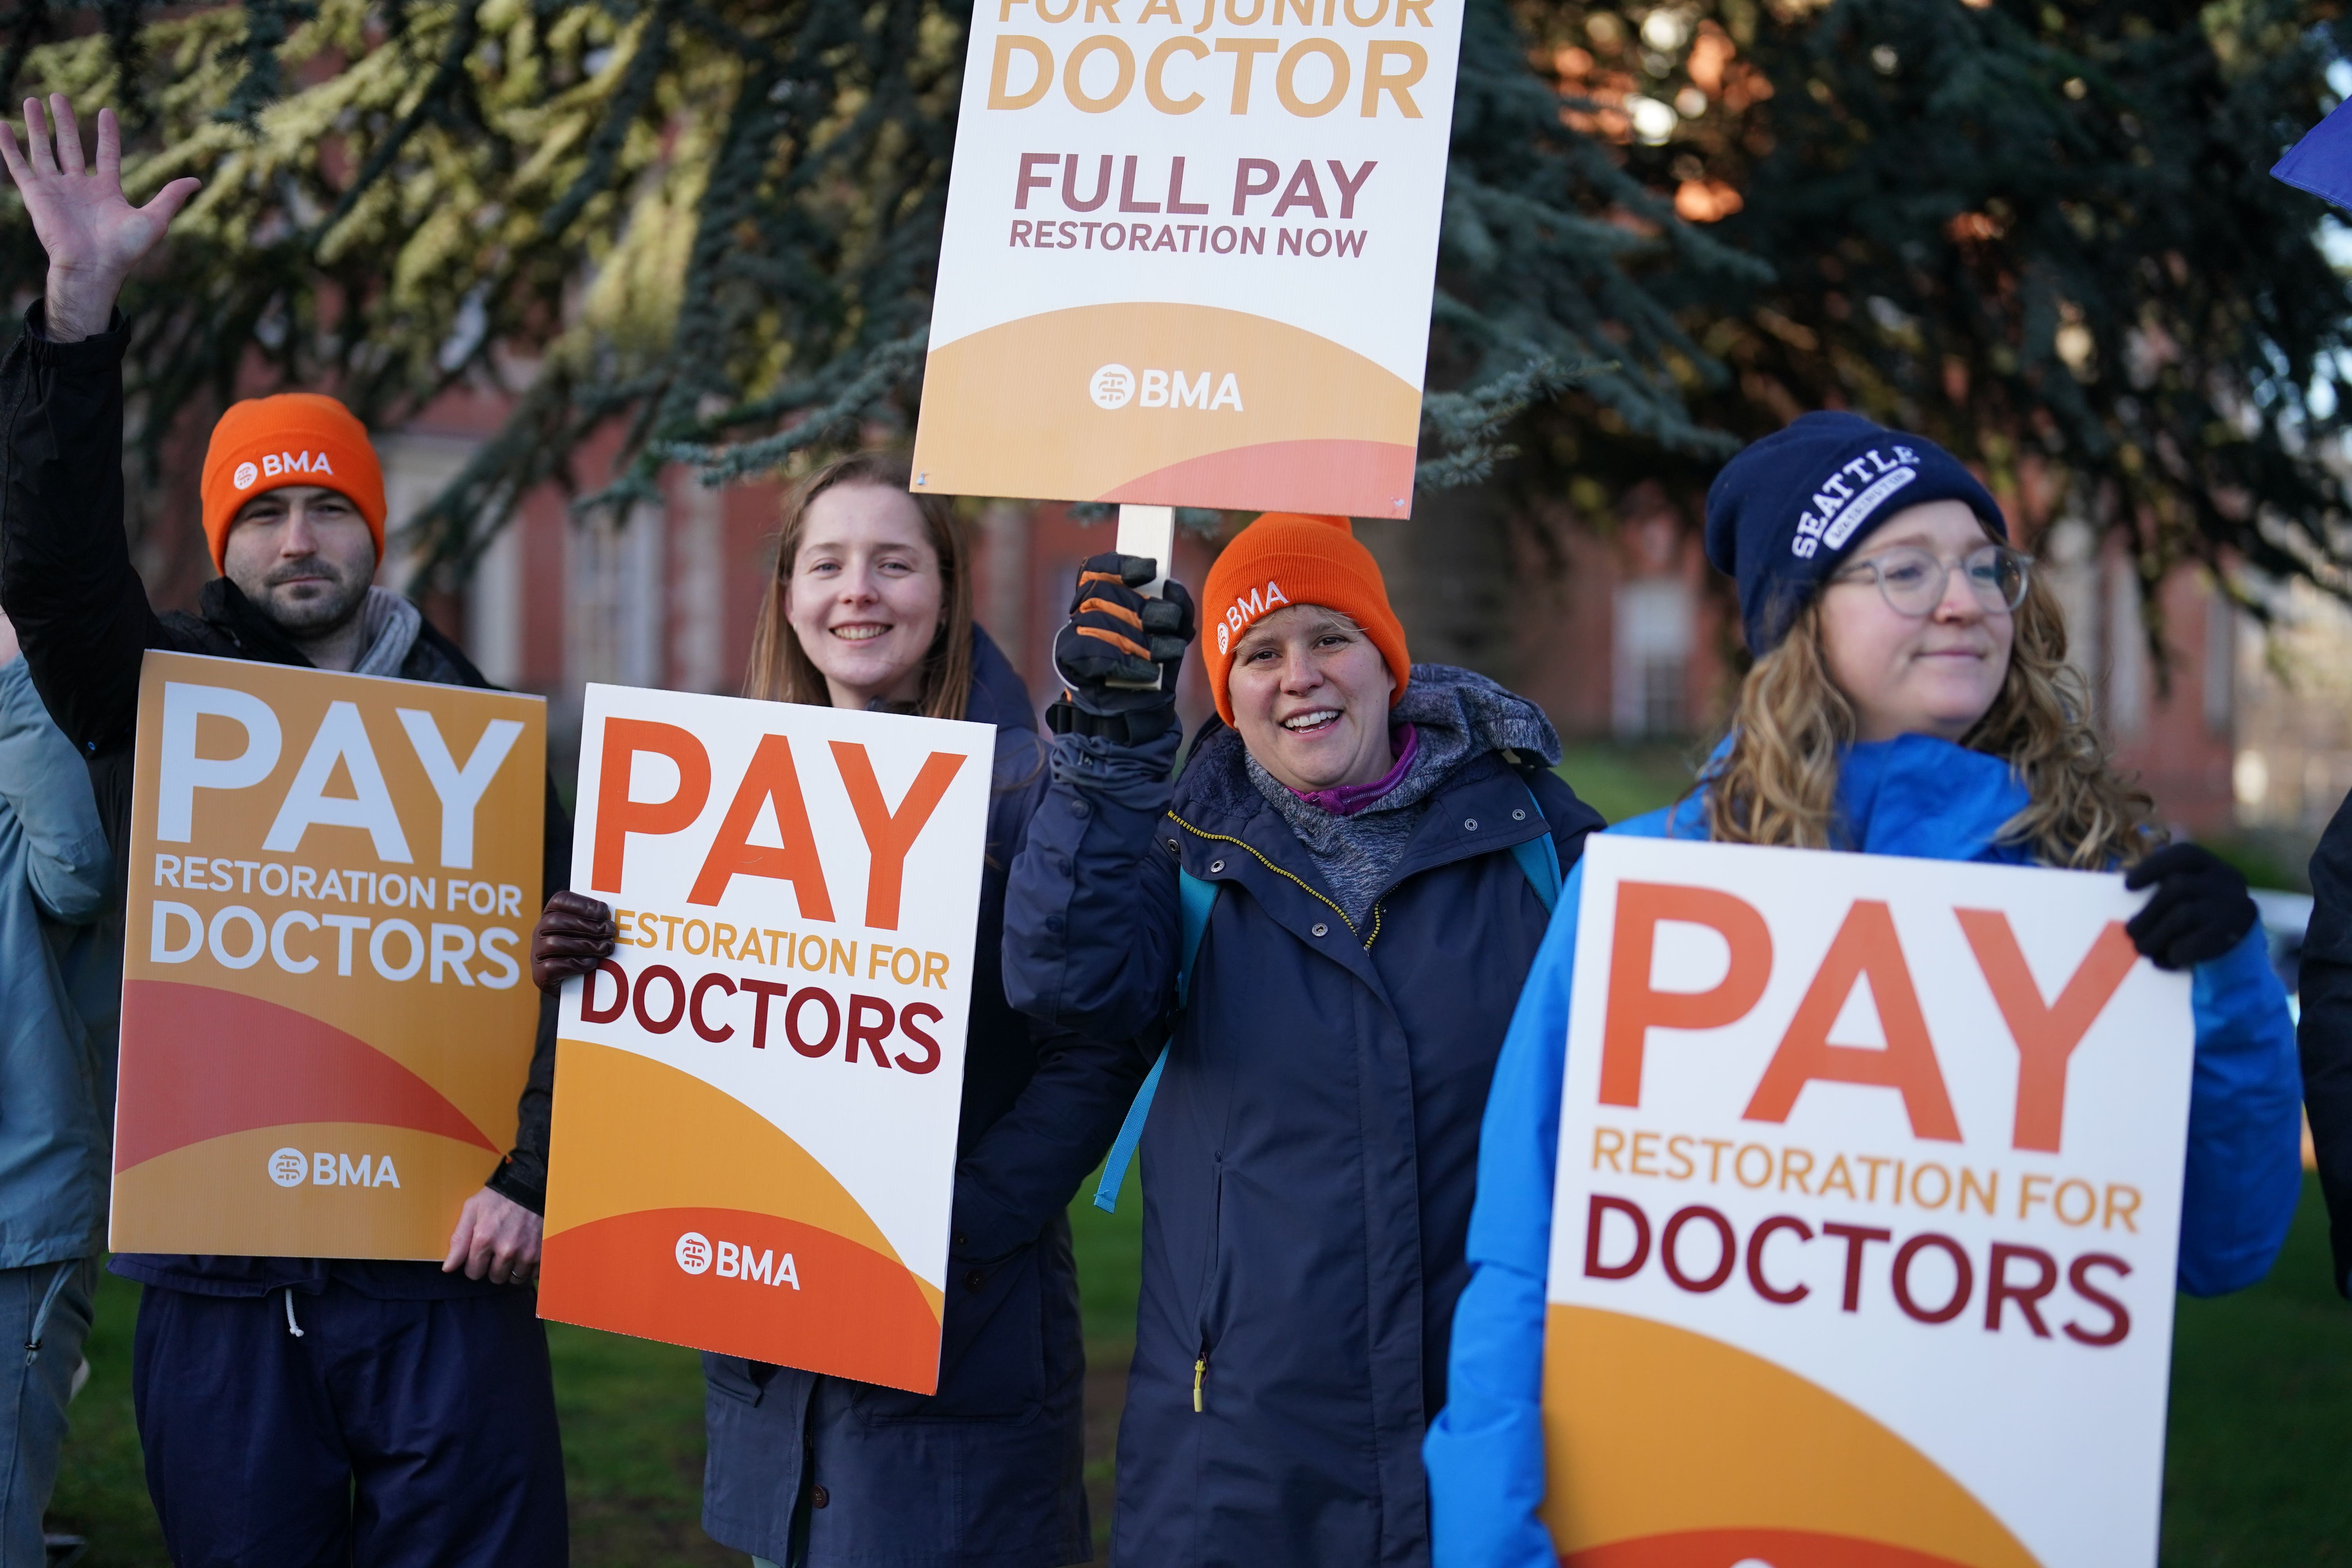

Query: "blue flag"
left=2274, top=97, right=2352, bottom=209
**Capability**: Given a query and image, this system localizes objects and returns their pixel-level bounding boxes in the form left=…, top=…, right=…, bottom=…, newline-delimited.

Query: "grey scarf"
left=1245, top=663, right=1561, bottom=926
left=351, top=587, right=423, bottom=679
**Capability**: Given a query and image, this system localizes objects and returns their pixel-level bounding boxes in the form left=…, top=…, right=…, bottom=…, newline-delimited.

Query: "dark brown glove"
left=532, top=890, right=616, bottom=994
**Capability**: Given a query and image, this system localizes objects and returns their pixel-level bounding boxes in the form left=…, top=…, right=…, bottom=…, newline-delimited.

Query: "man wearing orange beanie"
left=0, top=95, right=567, bottom=1565
left=1007, top=514, right=1605, bottom=1566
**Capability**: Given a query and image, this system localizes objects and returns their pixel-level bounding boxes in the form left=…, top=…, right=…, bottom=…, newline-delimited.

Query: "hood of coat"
left=1182, top=661, right=1559, bottom=827
left=1391, top=661, right=1564, bottom=768
left=964, top=624, right=1047, bottom=867
left=966, top=623, right=1036, bottom=739
left=1657, top=733, right=2034, bottom=862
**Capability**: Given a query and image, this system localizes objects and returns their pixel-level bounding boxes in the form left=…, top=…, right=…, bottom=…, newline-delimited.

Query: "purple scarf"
left=1286, top=724, right=1419, bottom=817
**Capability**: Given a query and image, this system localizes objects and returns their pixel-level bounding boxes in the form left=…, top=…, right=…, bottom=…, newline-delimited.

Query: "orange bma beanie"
left=1200, top=512, right=1410, bottom=725
left=198, top=393, right=387, bottom=573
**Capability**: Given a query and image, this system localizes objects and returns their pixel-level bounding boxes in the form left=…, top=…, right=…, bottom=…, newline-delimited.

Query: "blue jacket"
left=0, top=656, right=118, bottom=1267
left=1423, top=735, right=2307, bottom=1568
left=1004, top=667, right=1603, bottom=1568
left=699, top=626, right=1154, bottom=1567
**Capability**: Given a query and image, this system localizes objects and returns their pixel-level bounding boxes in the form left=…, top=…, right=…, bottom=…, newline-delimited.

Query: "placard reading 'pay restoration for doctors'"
left=537, top=686, right=993, bottom=1393
left=908, top=0, right=1465, bottom=517
left=116, top=651, right=546, bottom=1258
left=1544, top=835, right=2194, bottom=1568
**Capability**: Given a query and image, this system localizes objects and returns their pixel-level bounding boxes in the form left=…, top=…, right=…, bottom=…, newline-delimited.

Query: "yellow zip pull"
left=1193, top=1356, right=1206, bottom=1413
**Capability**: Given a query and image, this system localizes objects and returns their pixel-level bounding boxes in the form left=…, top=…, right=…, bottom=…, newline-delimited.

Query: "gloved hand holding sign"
left=1048, top=552, right=1197, bottom=744
left=532, top=889, right=616, bottom=994
left=2124, top=842, right=2259, bottom=972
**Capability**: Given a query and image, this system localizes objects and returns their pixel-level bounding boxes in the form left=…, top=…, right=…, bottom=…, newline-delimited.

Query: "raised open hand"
left=0, top=95, right=199, bottom=343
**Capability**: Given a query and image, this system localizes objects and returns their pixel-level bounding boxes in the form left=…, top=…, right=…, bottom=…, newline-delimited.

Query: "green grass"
left=43, top=1269, right=156, bottom=1566
left=1073, top=1158, right=1145, bottom=1553
left=44, top=1173, right=2352, bottom=1561
left=1072, top=1156, right=1143, bottom=1337
left=2162, top=1174, right=2352, bottom=1562
left=1557, top=741, right=1700, bottom=825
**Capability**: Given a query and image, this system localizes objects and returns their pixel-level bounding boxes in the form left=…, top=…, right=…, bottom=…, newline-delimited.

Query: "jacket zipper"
left=1168, top=811, right=1380, bottom=950
left=1194, top=1345, right=1208, bottom=1412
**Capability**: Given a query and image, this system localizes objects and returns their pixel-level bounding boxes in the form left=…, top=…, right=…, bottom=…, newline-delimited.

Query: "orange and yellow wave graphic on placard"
left=538, top=1041, right=945, bottom=1393
left=110, top=980, right=509, bottom=1258
left=1543, top=1306, right=2040, bottom=1568
left=911, top=302, right=1421, bottom=517
left=114, top=653, right=545, bottom=1259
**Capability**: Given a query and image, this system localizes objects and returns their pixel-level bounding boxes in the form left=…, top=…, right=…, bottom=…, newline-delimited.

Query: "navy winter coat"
left=700, top=626, right=1153, bottom=1568
left=1003, top=667, right=1603, bottom=1568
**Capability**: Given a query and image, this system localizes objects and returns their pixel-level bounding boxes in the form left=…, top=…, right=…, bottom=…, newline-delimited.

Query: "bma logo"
left=1214, top=579, right=1292, bottom=656
left=1089, top=365, right=1244, bottom=412
left=676, top=1230, right=802, bottom=1289
left=1090, top=364, right=1135, bottom=409
left=267, top=1148, right=401, bottom=1188
left=230, top=450, right=339, bottom=492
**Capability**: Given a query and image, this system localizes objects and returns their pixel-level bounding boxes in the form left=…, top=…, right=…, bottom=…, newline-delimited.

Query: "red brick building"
left=122, top=392, right=2239, bottom=834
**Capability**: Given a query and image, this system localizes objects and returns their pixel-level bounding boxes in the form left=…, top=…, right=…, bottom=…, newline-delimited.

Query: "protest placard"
left=1543, top=835, right=2193, bottom=1568
left=537, top=685, right=995, bottom=1393
left=909, top=0, right=1467, bottom=517
left=114, top=651, right=547, bottom=1258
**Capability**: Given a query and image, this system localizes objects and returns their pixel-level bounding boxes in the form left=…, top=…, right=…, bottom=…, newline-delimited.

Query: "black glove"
left=2123, top=842, right=2258, bottom=972
left=532, top=890, right=617, bottom=994
left=1048, top=553, right=1197, bottom=744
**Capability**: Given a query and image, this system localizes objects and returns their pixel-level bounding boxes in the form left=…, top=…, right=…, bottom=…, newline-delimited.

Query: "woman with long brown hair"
left=1422, top=413, right=2304, bottom=1567
left=532, top=452, right=1147, bottom=1567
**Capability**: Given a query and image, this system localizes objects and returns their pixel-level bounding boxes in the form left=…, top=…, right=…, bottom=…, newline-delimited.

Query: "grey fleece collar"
left=352, top=588, right=423, bottom=679
left=1227, top=662, right=1563, bottom=924
left=1388, top=662, right=1562, bottom=766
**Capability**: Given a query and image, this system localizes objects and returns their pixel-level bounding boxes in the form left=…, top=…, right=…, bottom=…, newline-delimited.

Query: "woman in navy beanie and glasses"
left=1420, top=412, right=2304, bottom=1567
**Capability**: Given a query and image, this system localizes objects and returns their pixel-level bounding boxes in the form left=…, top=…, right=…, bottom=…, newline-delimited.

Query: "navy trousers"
left=131, top=1281, right=567, bottom=1568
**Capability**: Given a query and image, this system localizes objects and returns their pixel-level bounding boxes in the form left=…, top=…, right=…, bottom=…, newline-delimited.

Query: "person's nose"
left=278, top=503, right=319, bottom=557
left=837, top=568, right=879, bottom=607
left=1279, top=647, right=1322, bottom=693
left=1931, top=561, right=1984, bottom=624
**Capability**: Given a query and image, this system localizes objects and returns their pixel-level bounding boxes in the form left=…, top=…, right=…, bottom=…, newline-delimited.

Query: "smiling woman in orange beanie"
left=1198, top=512, right=1411, bottom=724
left=1000, top=513, right=1606, bottom=1567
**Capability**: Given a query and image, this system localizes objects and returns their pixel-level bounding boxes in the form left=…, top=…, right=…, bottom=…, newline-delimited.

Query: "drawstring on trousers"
left=25, top=1259, right=74, bottom=1366
left=283, top=1289, right=305, bottom=1338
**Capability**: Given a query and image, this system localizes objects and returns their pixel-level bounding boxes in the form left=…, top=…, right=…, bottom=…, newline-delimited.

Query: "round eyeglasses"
left=1831, top=544, right=2032, bottom=617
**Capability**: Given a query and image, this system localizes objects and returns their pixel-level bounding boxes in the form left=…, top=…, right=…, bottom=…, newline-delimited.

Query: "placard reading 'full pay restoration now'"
left=1545, top=835, right=2194, bottom=1568
left=539, top=686, right=994, bottom=1392
left=910, top=0, right=1466, bottom=515
left=116, top=652, right=547, bottom=1257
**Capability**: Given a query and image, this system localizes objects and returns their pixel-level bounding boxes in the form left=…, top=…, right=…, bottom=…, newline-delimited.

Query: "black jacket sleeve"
left=2302, top=792, right=2352, bottom=1298
left=949, top=1020, right=1157, bottom=1261
left=484, top=773, right=575, bottom=1214
left=0, top=304, right=171, bottom=770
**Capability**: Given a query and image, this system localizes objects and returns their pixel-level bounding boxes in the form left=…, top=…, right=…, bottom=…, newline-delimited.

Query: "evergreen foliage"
left=0, top=0, right=1738, bottom=572
left=7, top=0, right=2348, bottom=613
left=1518, top=0, right=2352, bottom=621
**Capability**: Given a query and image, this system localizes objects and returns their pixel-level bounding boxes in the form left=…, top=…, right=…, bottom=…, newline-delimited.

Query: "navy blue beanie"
left=1703, top=411, right=2007, bottom=653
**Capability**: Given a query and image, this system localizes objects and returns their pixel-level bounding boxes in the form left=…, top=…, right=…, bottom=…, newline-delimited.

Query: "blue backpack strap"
left=1093, top=869, right=1218, bottom=1214
left=1508, top=779, right=1561, bottom=913
left=1175, top=867, right=1217, bottom=1009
